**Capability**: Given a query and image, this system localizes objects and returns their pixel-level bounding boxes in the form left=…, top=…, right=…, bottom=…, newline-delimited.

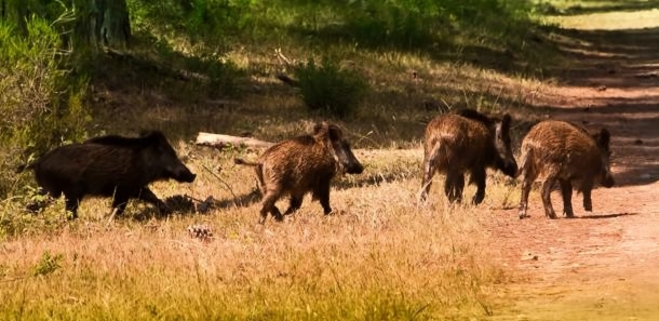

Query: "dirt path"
left=486, top=9, right=659, bottom=321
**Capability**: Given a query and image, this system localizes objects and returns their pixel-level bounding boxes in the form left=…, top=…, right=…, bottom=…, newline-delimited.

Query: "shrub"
left=0, top=19, right=90, bottom=197
left=183, top=52, right=243, bottom=98
left=293, top=57, right=368, bottom=119
left=32, top=250, right=64, bottom=277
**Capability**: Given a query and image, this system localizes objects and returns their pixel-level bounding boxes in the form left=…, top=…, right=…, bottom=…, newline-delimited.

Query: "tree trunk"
left=72, top=0, right=131, bottom=55
left=16, top=0, right=27, bottom=38
left=99, top=0, right=131, bottom=48
left=177, top=0, right=193, bottom=13
left=72, top=0, right=100, bottom=54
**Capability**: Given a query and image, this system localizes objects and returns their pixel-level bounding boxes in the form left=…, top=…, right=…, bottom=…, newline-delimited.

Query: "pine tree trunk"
left=73, top=0, right=100, bottom=53
left=72, top=0, right=131, bottom=55
left=99, top=0, right=131, bottom=48
left=16, top=0, right=27, bottom=38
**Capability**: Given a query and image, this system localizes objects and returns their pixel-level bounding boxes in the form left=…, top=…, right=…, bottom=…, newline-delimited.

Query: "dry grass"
left=0, top=18, right=553, bottom=319
left=86, top=45, right=550, bottom=154
left=5, top=1, right=656, bottom=318
left=0, top=145, right=521, bottom=320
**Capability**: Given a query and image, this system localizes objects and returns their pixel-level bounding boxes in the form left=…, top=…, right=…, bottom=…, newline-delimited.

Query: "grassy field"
left=0, top=0, right=617, bottom=319
left=1, top=148, right=522, bottom=320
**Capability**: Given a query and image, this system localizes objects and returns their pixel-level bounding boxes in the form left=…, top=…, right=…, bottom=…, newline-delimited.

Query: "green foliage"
left=184, top=52, right=243, bottom=98
left=32, top=250, right=64, bottom=277
left=304, top=0, right=443, bottom=50
left=231, top=0, right=535, bottom=52
left=293, top=57, right=368, bottom=118
left=128, top=0, right=255, bottom=51
left=0, top=186, right=68, bottom=239
left=126, top=0, right=535, bottom=53
left=0, top=18, right=90, bottom=197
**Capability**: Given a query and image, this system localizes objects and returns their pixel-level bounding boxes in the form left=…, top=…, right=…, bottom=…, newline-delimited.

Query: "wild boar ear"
left=327, top=124, right=343, bottom=142
left=501, top=114, right=512, bottom=132
left=596, top=128, right=611, bottom=149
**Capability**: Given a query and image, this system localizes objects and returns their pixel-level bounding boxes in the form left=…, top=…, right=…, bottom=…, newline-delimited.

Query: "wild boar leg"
left=313, top=180, right=332, bottom=215
left=541, top=177, right=558, bottom=219
left=63, top=195, right=81, bottom=219
left=111, top=194, right=130, bottom=216
left=454, top=173, right=465, bottom=203
left=260, top=190, right=283, bottom=223
left=559, top=179, right=574, bottom=218
left=518, top=168, right=537, bottom=219
left=445, top=171, right=464, bottom=203
left=580, top=179, right=594, bottom=212
left=135, top=187, right=170, bottom=213
left=284, top=194, right=303, bottom=215
left=420, top=156, right=438, bottom=202
left=470, top=167, right=487, bottom=205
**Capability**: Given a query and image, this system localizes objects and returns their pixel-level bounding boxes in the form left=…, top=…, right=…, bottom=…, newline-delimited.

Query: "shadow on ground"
left=574, top=212, right=641, bottom=220
left=543, top=26, right=659, bottom=88
left=514, top=23, right=659, bottom=188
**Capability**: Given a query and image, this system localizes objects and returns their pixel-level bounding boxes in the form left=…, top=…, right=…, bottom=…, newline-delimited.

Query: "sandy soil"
left=485, top=8, right=659, bottom=321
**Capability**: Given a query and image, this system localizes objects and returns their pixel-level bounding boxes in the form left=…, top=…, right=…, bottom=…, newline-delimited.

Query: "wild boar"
left=517, top=120, right=614, bottom=219
left=420, top=108, right=518, bottom=204
left=235, top=122, right=364, bottom=223
left=23, top=131, right=196, bottom=218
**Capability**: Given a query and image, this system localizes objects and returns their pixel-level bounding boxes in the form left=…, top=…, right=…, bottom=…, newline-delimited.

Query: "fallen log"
left=195, top=132, right=274, bottom=149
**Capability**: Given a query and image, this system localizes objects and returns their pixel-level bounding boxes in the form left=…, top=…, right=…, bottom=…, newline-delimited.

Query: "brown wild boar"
left=517, top=120, right=615, bottom=219
left=20, top=131, right=196, bottom=219
left=235, top=122, right=364, bottom=224
left=419, top=109, right=518, bottom=204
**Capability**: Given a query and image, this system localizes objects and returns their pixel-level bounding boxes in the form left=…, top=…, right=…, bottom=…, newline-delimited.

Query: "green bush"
left=32, top=250, right=64, bottom=277
left=128, top=0, right=255, bottom=50
left=183, top=52, right=243, bottom=98
left=294, top=57, right=368, bottom=119
left=0, top=19, right=90, bottom=197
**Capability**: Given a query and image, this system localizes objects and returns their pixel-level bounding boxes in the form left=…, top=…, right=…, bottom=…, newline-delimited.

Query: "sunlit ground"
left=544, top=8, right=659, bottom=30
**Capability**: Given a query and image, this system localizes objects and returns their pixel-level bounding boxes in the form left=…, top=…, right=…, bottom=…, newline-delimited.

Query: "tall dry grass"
left=0, top=14, right=543, bottom=318
left=0, top=147, right=518, bottom=320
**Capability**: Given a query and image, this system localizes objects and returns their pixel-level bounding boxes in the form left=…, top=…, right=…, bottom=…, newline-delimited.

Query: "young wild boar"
left=235, top=122, right=364, bottom=224
left=23, top=131, right=196, bottom=219
left=518, top=120, right=615, bottom=219
left=419, top=109, right=518, bottom=205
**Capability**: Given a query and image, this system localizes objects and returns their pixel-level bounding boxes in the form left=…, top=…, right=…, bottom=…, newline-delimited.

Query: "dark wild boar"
left=518, top=120, right=614, bottom=219
left=23, top=131, right=196, bottom=219
left=234, top=122, right=364, bottom=224
left=420, top=109, right=518, bottom=204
